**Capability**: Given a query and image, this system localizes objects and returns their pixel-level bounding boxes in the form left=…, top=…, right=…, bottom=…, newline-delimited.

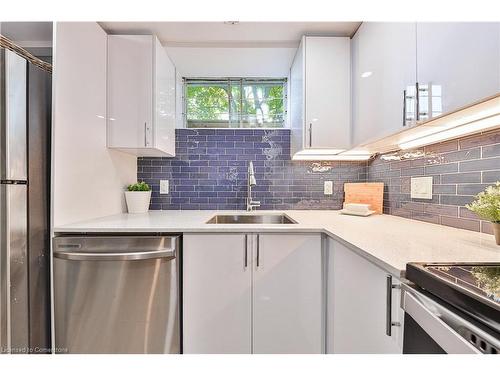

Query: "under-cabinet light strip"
left=292, top=153, right=372, bottom=161
left=399, top=114, right=500, bottom=150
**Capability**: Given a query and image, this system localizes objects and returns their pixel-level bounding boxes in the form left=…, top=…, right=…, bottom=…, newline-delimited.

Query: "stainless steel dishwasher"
left=53, top=235, right=180, bottom=354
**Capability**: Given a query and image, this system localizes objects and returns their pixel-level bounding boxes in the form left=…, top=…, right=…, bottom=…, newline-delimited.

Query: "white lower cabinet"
left=253, top=234, right=323, bottom=354
left=183, top=233, right=323, bottom=354
left=183, top=233, right=251, bottom=354
left=327, top=237, right=403, bottom=354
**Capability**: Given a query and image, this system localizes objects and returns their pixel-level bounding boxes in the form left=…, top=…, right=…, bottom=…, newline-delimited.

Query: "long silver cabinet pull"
left=244, top=234, right=248, bottom=268
left=308, top=123, right=313, bottom=147
left=415, top=82, right=420, bottom=122
left=53, top=249, right=175, bottom=261
left=256, top=234, right=260, bottom=267
left=144, top=122, right=148, bottom=147
left=386, top=275, right=401, bottom=336
left=402, top=90, right=407, bottom=127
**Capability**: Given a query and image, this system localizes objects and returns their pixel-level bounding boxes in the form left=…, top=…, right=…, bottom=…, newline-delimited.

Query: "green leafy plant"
left=127, top=181, right=151, bottom=192
left=466, top=181, right=500, bottom=222
left=471, top=266, right=500, bottom=300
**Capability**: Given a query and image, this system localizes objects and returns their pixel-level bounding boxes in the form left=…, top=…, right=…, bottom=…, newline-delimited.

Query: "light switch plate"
left=160, top=180, right=169, bottom=195
left=324, top=181, right=333, bottom=195
left=410, top=176, right=433, bottom=199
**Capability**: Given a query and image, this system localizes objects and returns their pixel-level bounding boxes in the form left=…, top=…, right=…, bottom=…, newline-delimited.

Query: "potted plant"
left=125, top=181, right=152, bottom=214
left=466, top=181, right=500, bottom=245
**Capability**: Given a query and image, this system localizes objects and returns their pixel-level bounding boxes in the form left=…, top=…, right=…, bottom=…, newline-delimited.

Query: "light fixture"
left=338, top=148, right=371, bottom=155
left=292, top=148, right=372, bottom=161
left=361, top=71, right=372, bottom=78
left=292, top=153, right=372, bottom=161
left=294, top=149, right=346, bottom=155
left=399, top=114, right=500, bottom=149
left=398, top=95, right=500, bottom=149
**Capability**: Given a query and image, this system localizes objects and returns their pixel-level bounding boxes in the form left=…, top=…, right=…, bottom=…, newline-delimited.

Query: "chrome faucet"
left=246, top=161, right=261, bottom=212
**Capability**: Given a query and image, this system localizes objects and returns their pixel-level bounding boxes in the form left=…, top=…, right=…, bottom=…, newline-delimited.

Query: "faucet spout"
left=246, top=161, right=260, bottom=211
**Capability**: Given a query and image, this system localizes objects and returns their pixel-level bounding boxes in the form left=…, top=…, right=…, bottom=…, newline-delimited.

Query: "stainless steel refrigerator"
left=0, top=47, right=51, bottom=353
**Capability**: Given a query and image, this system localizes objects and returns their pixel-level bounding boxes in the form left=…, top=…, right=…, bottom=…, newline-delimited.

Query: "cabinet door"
left=107, top=35, right=153, bottom=149
left=153, top=37, right=175, bottom=156
left=183, top=234, right=252, bottom=354
left=416, top=22, right=500, bottom=121
left=327, top=238, right=403, bottom=353
left=352, top=22, right=417, bottom=146
left=253, top=233, right=323, bottom=354
left=290, top=38, right=305, bottom=156
left=305, top=37, right=351, bottom=150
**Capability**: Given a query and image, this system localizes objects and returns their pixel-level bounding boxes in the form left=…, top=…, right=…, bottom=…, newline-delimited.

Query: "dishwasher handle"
left=54, top=248, right=176, bottom=261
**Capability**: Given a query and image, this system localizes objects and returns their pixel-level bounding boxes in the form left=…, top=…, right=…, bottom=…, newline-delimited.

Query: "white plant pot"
left=125, top=191, right=152, bottom=214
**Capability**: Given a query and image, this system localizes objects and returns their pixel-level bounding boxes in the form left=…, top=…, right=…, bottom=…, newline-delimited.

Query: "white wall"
left=168, top=45, right=296, bottom=128
left=166, top=46, right=297, bottom=77
left=53, top=22, right=136, bottom=226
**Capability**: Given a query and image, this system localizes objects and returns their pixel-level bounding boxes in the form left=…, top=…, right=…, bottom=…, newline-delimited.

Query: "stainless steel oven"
left=402, top=263, right=499, bottom=354
left=402, top=284, right=499, bottom=353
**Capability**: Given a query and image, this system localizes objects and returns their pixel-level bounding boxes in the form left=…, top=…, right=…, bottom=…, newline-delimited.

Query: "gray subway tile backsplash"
left=138, top=128, right=500, bottom=235
left=138, top=129, right=366, bottom=211
left=483, top=170, right=500, bottom=183
left=369, top=128, right=500, bottom=234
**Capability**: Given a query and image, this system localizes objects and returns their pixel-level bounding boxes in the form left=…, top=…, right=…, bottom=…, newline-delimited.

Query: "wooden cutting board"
left=344, top=182, right=384, bottom=214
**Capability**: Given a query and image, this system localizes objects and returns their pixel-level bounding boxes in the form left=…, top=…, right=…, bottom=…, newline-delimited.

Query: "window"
left=184, top=78, right=287, bottom=128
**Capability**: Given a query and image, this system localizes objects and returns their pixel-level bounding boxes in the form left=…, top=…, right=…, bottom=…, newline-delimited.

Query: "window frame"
left=183, top=77, right=288, bottom=129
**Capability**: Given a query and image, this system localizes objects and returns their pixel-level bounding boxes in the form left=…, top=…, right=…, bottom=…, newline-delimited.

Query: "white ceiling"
left=0, top=22, right=53, bottom=56
left=99, top=22, right=361, bottom=46
left=0, top=22, right=52, bottom=42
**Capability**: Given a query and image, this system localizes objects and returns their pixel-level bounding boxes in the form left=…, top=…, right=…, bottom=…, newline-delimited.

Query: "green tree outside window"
left=185, top=78, right=286, bottom=128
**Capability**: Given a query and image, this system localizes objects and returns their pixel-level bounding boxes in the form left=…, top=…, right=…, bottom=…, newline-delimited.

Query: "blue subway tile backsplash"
left=138, top=129, right=367, bottom=210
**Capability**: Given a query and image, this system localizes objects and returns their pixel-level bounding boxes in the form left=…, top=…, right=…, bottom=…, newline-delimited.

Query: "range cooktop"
left=426, top=265, right=500, bottom=304
left=406, top=263, right=500, bottom=335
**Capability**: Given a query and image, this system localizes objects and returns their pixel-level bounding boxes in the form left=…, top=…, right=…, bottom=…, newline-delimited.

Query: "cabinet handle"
left=244, top=234, right=248, bottom=268
left=386, top=275, right=401, bottom=337
left=402, top=90, right=407, bottom=127
left=144, top=122, right=148, bottom=147
left=415, top=82, right=420, bottom=122
left=256, top=234, right=260, bottom=267
left=308, top=123, right=313, bottom=147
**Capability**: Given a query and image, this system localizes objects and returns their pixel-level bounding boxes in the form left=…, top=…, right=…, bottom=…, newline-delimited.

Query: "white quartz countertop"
left=53, top=210, right=500, bottom=277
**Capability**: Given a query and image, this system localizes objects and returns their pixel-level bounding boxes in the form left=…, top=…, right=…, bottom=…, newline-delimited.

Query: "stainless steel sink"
left=206, top=214, right=297, bottom=224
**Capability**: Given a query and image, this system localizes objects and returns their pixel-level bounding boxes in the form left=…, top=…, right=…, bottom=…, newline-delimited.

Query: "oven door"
left=401, top=284, right=499, bottom=354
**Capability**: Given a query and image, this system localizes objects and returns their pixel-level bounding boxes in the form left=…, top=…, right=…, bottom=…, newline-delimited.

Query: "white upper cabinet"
left=416, top=22, right=500, bottom=122
left=107, top=35, right=176, bottom=157
left=352, top=22, right=500, bottom=147
left=352, top=22, right=417, bottom=146
left=290, top=36, right=351, bottom=155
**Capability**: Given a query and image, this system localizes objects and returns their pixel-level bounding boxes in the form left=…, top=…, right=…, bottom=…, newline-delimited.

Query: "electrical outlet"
left=160, top=180, right=169, bottom=195
left=324, top=181, right=333, bottom=195
left=411, top=176, right=433, bottom=199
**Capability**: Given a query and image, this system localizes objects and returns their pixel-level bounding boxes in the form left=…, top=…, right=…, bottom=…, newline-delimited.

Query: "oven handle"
left=402, top=287, right=480, bottom=354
